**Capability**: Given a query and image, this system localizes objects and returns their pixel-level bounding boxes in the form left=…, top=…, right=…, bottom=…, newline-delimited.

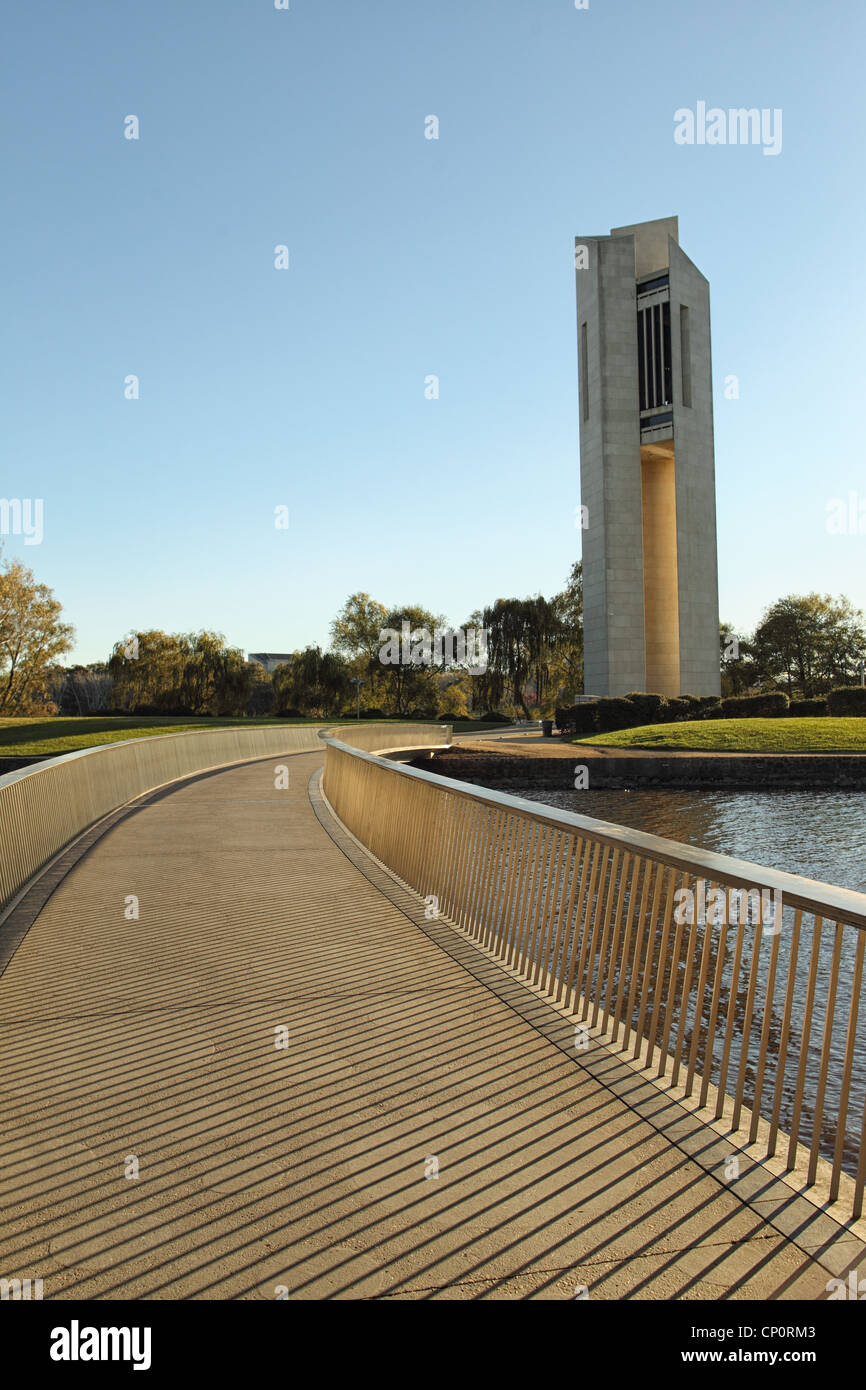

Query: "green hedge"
left=624, top=692, right=666, bottom=723
left=826, top=686, right=866, bottom=716
left=595, top=697, right=641, bottom=732
left=665, top=697, right=694, bottom=721
left=789, top=698, right=828, bottom=717
left=555, top=704, right=599, bottom=736
left=556, top=689, right=809, bottom=736
left=721, top=692, right=789, bottom=718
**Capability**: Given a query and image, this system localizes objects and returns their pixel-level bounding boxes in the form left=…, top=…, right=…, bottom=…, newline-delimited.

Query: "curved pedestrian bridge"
left=0, top=725, right=864, bottom=1299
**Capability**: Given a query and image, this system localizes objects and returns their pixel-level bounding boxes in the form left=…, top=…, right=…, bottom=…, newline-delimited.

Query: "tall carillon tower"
left=575, top=216, right=720, bottom=698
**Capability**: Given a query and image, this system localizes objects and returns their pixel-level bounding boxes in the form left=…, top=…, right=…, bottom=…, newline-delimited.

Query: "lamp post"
left=858, top=660, right=865, bottom=689
left=350, top=677, right=364, bottom=719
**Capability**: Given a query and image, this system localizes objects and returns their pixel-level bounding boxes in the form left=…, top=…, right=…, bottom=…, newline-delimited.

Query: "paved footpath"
left=0, top=750, right=862, bottom=1300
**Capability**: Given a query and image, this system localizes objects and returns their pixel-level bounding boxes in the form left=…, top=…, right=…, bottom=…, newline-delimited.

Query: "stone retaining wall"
left=418, top=748, right=866, bottom=791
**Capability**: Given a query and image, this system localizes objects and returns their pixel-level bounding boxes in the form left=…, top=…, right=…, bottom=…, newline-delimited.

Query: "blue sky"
left=2, top=0, right=864, bottom=665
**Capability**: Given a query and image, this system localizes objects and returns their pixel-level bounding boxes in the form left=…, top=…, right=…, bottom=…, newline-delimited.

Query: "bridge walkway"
left=0, top=750, right=861, bottom=1299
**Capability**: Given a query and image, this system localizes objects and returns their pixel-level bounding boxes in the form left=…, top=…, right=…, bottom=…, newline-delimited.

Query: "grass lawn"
left=574, top=717, right=866, bottom=753
left=0, top=715, right=492, bottom=757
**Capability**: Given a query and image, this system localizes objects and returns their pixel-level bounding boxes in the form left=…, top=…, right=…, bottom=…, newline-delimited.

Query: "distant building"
left=247, top=652, right=292, bottom=674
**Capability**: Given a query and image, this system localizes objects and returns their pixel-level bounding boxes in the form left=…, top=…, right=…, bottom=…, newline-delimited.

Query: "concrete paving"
left=0, top=749, right=862, bottom=1300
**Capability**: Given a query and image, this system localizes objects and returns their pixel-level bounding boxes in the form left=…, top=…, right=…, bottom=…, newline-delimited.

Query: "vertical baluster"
left=525, top=826, right=553, bottom=980
left=671, top=879, right=706, bottom=1089
left=807, top=921, right=844, bottom=1186
left=715, top=894, right=747, bottom=1121
left=509, top=821, right=539, bottom=970
left=576, top=845, right=612, bottom=1021
left=600, top=850, right=633, bottom=1032
left=749, top=893, right=783, bottom=1145
left=617, top=855, right=651, bottom=1052
left=655, top=870, right=689, bottom=1077
left=731, top=897, right=764, bottom=1134
left=533, top=830, right=563, bottom=988
left=830, top=927, right=866, bottom=1202
left=500, top=816, right=529, bottom=963
left=767, top=909, right=802, bottom=1157
left=786, top=916, right=823, bottom=1170
left=632, top=861, right=666, bottom=1062
left=555, top=837, right=585, bottom=1005
left=549, top=836, right=580, bottom=1001
left=591, top=848, right=623, bottom=1029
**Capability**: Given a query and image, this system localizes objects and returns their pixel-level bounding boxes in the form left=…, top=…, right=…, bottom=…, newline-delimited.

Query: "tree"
left=108, top=631, right=190, bottom=712
left=437, top=674, right=471, bottom=720
left=329, top=593, right=389, bottom=703
left=548, top=560, right=584, bottom=709
left=179, top=632, right=252, bottom=716
left=719, top=623, right=757, bottom=697
left=108, top=630, right=252, bottom=714
left=55, top=663, right=113, bottom=714
left=272, top=647, right=350, bottom=717
left=377, top=604, right=442, bottom=715
left=0, top=548, right=74, bottom=713
left=474, top=594, right=563, bottom=718
left=751, top=594, right=866, bottom=698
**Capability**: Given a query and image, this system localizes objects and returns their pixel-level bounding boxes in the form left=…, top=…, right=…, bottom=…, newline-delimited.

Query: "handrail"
left=321, top=723, right=866, bottom=1222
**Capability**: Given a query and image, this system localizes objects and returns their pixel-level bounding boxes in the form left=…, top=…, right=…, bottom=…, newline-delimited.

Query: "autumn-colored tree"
left=0, top=547, right=74, bottom=713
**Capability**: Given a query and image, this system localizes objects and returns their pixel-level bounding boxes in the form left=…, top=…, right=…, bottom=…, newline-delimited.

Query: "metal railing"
left=322, top=724, right=866, bottom=1224
left=0, top=724, right=326, bottom=917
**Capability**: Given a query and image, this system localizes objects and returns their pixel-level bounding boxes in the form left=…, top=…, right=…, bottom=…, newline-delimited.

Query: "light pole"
left=351, top=677, right=364, bottom=719
left=858, top=660, right=865, bottom=689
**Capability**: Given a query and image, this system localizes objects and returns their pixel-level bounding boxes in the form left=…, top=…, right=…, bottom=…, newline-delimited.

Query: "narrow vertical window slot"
left=680, top=304, right=692, bottom=408
left=637, top=310, right=646, bottom=411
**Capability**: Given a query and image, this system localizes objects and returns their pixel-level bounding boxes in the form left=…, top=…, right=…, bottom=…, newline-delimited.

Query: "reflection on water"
left=517, top=788, right=866, bottom=895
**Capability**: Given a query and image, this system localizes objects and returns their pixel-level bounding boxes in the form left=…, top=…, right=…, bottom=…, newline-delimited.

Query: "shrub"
left=720, top=692, right=789, bottom=718
left=571, top=703, right=600, bottom=736
left=555, top=703, right=599, bottom=735
left=360, top=707, right=387, bottom=719
left=625, top=692, right=667, bottom=724
left=595, top=697, right=640, bottom=733
left=789, top=698, right=828, bottom=717
left=665, top=697, right=694, bottom=721
left=827, top=686, right=866, bottom=717
left=674, top=694, right=722, bottom=721
left=480, top=710, right=511, bottom=723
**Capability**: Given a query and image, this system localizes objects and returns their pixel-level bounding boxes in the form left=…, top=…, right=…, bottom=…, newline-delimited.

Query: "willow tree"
left=474, top=595, right=563, bottom=718
left=272, top=646, right=350, bottom=717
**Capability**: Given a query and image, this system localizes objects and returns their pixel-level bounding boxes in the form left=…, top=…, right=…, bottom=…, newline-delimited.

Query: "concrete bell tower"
left=575, top=216, right=721, bottom=698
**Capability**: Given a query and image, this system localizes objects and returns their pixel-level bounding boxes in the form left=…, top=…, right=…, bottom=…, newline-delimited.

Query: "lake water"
left=515, top=787, right=866, bottom=895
